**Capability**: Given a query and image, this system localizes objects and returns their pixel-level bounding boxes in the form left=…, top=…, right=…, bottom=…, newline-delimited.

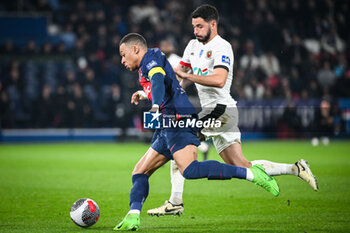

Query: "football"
left=70, top=198, right=100, bottom=227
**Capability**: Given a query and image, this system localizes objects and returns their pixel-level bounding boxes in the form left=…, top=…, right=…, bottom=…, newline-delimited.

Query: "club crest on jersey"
left=207, top=50, right=212, bottom=58
left=221, top=55, right=230, bottom=65
left=146, top=60, right=158, bottom=70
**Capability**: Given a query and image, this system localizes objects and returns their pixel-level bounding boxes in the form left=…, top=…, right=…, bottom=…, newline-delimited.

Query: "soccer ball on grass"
left=70, top=198, right=100, bottom=227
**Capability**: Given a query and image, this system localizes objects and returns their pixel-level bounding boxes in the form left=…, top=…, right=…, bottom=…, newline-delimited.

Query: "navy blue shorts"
left=151, top=127, right=200, bottom=160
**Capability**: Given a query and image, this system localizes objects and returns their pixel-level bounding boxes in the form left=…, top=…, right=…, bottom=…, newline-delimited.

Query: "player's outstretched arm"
left=131, top=90, right=147, bottom=105
left=175, top=67, right=227, bottom=88
left=174, top=63, right=191, bottom=83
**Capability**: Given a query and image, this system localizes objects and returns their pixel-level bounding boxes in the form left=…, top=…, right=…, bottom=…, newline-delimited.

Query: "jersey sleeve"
left=213, top=42, right=234, bottom=72
left=180, top=40, right=194, bottom=69
left=142, top=55, right=166, bottom=79
left=148, top=67, right=166, bottom=80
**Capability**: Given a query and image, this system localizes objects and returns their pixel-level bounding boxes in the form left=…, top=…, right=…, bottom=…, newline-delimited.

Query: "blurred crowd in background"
left=0, top=0, right=349, bottom=135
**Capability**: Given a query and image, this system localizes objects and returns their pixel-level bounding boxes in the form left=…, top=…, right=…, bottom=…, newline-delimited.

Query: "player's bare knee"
left=132, top=166, right=147, bottom=175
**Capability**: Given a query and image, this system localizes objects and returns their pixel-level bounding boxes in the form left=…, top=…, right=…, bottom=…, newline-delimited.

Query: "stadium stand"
left=0, top=0, right=349, bottom=139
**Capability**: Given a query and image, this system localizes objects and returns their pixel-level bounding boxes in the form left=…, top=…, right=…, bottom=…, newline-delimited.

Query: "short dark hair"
left=191, top=4, right=219, bottom=23
left=119, top=33, right=147, bottom=48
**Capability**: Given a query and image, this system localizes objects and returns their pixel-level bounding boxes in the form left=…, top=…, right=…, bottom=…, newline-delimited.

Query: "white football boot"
left=147, top=201, right=184, bottom=216
left=295, top=159, right=319, bottom=191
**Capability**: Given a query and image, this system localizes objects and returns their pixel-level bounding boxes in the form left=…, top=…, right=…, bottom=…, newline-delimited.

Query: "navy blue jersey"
left=139, top=48, right=196, bottom=117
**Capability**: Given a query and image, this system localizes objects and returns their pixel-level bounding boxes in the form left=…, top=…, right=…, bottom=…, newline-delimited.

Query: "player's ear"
left=210, top=20, right=216, bottom=29
left=133, top=44, right=139, bottom=54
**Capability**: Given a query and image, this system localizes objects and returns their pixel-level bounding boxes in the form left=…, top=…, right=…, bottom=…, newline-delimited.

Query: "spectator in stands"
left=24, top=40, right=38, bottom=54
left=284, top=35, right=308, bottom=71
left=6, top=68, right=23, bottom=91
left=308, top=79, right=322, bottom=99
left=63, top=70, right=77, bottom=95
left=0, top=40, right=15, bottom=54
left=0, top=90, right=14, bottom=128
left=240, top=39, right=260, bottom=85
left=66, top=83, right=91, bottom=128
left=82, top=68, right=99, bottom=112
left=35, top=85, right=55, bottom=128
left=129, top=0, right=160, bottom=26
left=317, top=61, right=336, bottom=96
left=110, top=14, right=128, bottom=36
left=36, top=0, right=53, bottom=12
left=56, top=42, right=67, bottom=54
left=259, top=50, right=280, bottom=78
left=54, top=84, right=67, bottom=127
left=244, top=77, right=265, bottom=100
left=231, top=68, right=245, bottom=100
left=333, top=69, right=350, bottom=98
left=278, top=101, right=303, bottom=138
left=276, top=76, right=292, bottom=100
left=311, top=99, right=335, bottom=146
left=106, top=84, right=126, bottom=127
left=41, top=42, right=53, bottom=55
left=260, top=11, right=282, bottom=53
left=289, top=67, right=304, bottom=99
left=230, top=38, right=243, bottom=68
left=240, top=39, right=260, bottom=72
left=321, top=27, right=346, bottom=56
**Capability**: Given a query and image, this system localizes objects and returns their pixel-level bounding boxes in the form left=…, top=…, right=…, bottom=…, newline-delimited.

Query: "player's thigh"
left=133, top=147, right=169, bottom=176
left=219, top=142, right=251, bottom=168
left=172, top=144, right=198, bottom=175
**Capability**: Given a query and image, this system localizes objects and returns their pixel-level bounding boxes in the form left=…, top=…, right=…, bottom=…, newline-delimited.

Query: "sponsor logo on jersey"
left=193, top=67, right=208, bottom=76
left=199, top=49, right=204, bottom=57
left=146, top=60, right=158, bottom=70
left=221, top=55, right=230, bottom=65
left=207, top=50, right=212, bottom=58
left=144, top=85, right=151, bottom=97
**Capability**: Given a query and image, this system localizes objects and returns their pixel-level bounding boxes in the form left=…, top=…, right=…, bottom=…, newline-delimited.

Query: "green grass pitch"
left=0, top=141, right=350, bottom=232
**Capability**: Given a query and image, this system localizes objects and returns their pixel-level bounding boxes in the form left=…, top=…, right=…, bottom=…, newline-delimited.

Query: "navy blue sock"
left=182, top=160, right=247, bottom=180
left=129, top=174, right=149, bottom=211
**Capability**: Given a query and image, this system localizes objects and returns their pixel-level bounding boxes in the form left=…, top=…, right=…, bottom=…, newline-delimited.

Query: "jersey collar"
left=200, top=35, right=220, bottom=46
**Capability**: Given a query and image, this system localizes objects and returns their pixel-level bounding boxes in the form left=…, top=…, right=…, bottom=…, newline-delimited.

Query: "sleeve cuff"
left=213, top=65, right=229, bottom=72
left=180, top=61, right=192, bottom=69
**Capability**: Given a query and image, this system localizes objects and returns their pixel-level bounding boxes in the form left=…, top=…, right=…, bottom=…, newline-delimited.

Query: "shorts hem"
left=171, top=142, right=200, bottom=155
left=216, top=140, right=241, bottom=154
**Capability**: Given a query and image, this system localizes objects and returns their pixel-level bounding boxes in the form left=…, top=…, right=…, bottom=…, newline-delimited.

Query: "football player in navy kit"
left=114, top=33, right=279, bottom=231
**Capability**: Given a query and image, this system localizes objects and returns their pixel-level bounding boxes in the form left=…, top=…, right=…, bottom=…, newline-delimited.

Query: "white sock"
left=246, top=168, right=254, bottom=181
left=128, top=209, right=140, bottom=215
left=251, top=160, right=298, bottom=176
left=169, top=160, right=184, bottom=205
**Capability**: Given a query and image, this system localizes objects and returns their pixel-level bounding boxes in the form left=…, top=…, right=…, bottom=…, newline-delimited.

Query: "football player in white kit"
left=160, top=38, right=212, bottom=161
left=147, top=4, right=318, bottom=216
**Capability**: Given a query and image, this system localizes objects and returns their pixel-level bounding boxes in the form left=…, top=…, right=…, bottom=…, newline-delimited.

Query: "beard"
left=196, top=28, right=211, bottom=43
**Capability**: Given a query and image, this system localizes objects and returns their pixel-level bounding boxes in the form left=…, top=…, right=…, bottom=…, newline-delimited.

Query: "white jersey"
left=167, top=53, right=182, bottom=68
left=180, top=35, right=236, bottom=107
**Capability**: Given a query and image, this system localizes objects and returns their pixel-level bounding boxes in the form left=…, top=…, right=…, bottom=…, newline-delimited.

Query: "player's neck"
left=138, top=49, right=148, bottom=68
left=203, top=32, right=218, bottom=45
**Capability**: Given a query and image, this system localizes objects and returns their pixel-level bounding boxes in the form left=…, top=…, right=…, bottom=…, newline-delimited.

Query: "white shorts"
left=199, top=104, right=241, bottom=154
